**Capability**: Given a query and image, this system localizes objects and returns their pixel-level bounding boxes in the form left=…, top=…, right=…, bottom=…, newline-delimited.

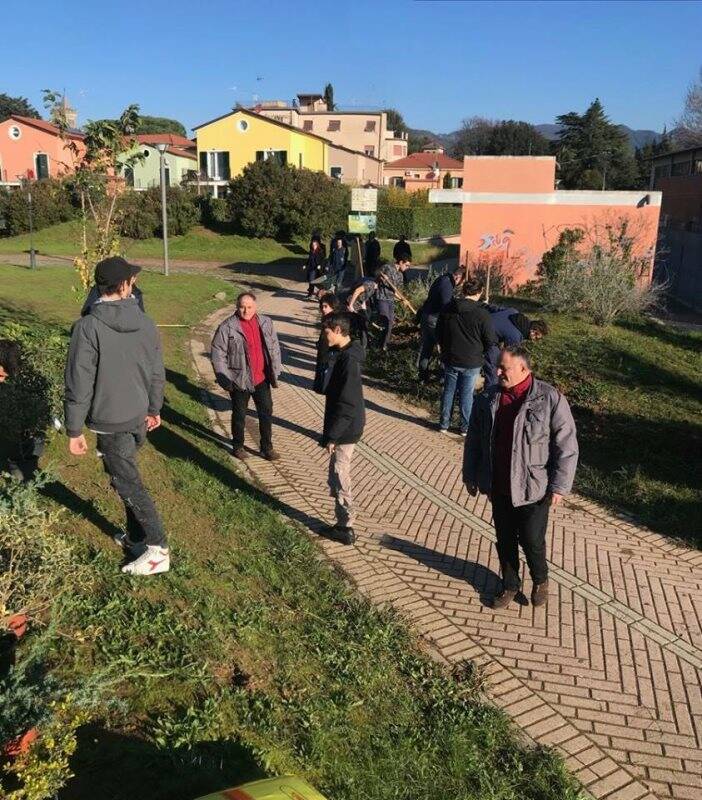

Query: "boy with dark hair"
left=320, top=311, right=365, bottom=545
left=64, top=256, right=168, bottom=576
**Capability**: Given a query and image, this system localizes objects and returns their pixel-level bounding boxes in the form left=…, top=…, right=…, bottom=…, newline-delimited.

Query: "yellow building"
left=193, top=108, right=328, bottom=196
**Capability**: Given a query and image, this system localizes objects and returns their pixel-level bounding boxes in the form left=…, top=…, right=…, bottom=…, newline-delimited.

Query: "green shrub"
left=117, top=191, right=160, bottom=239
left=199, top=196, right=229, bottom=227
left=228, top=160, right=350, bottom=239
left=376, top=205, right=461, bottom=239
left=159, top=187, right=200, bottom=237
left=0, top=180, right=76, bottom=237
left=0, top=322, right=67, bottom=444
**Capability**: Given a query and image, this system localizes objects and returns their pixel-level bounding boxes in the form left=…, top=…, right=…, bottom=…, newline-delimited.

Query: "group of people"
left=0, top=243, right=579, bottom=609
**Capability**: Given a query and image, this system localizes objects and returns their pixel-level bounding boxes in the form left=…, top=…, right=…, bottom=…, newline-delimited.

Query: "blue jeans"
left=439, top=365, right=481, bottom=432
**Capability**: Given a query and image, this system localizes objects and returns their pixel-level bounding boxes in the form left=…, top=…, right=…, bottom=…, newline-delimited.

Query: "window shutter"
left=256, top=151, right=264, bottom=162
left=35, top=154, right=49, bottom=180
left=199, top=152, right=207, bottom=176
left=278, top=151, right=287, bottom=166
left=222, top=152, right=230, bottom=180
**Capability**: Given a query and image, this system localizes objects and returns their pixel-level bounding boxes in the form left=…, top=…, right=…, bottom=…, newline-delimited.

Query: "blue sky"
left=2, top=0, right=699, bottom=135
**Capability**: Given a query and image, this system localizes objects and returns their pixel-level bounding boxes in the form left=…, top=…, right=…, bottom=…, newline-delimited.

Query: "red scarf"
left=239, top=316, right=266, bottom=386
left=492, top=373, right=533, bottom=497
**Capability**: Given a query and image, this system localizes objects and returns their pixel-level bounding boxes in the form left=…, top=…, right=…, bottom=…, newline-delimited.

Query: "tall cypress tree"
left=323, top=83, right=335, bottom=111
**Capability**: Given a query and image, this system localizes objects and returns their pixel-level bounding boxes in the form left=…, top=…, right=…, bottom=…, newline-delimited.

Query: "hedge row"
left=0, top=181, right=76, bottom=236
left=376, top=206, right=461, bottom=239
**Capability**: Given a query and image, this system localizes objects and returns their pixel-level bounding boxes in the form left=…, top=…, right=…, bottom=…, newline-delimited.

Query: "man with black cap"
left=64, top=256, right=169, bottom=576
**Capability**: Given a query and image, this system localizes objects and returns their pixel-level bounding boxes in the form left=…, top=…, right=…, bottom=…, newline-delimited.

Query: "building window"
left=393, top=144, right=404, bottom=156
left=328, top=120, right=341, bottom=132
left=695, top=159, right=702, bottom=175
left=123, top=166, right=134, bottom=187
left=365, top=120, right=376, bottom=132
left=303, top=120, right=313, bottom=131
left=255, top=150, right=287, bottom=166
left=237, top=119, right=249, bottom=132
left=35, top=154, right=49, bottom=180
left=330, top=167, right=342, bottom=180
left=8, top=125, right=21, bottom=140
left=142, top=149, right=150, bottom=158
left=364, top=145, right=375, bottom=157
left=299, top=153, right=303, bottom=168
left=200, top=151, right=230, bottom=180
left=671, top=161, right=692, bottom=177
left=389, top=177, right=405, bottom=188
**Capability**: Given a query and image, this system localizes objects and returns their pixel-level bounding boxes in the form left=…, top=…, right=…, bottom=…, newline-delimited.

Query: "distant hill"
left=407, top=123, right=662, bottom=154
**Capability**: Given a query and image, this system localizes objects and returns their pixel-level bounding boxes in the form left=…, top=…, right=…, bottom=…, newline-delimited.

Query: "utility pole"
left=156, top=144, right=170, bottom=276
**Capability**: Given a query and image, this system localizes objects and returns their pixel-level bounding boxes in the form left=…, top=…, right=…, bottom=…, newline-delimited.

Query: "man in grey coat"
left=464, top=344, right=578, bottom=609
left=210, top=292, right=282, bottom=461
left=64, top=257, right=169, bottom=576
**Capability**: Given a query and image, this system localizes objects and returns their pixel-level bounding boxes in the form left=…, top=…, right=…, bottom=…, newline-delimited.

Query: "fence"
left=655, top=229, right=702, bottom=313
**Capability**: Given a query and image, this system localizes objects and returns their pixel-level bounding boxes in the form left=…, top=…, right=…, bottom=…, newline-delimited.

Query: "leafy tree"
left=228, top=159, right=349, bottom=239
left=384, top=108, right=407, bottom=134
left=452, top=117, right=495, bottom=157
left=674, top=66, right=702, bottom=147
left=0, top=93, right=41, bottom=123
left=555, top=99, right=638, bottom=189
left=93, top=115, right=187, bottom=137
left=634, top=129, right=672, bottom=188
left=323, top=83, right=335, bottom=111
left=408, top=132, right=433, bottom=154
left=488, top=120, right=551, bottom=155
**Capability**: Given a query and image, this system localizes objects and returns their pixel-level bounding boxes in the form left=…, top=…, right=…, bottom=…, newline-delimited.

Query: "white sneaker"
left=121, top=545, right=170, bottom=576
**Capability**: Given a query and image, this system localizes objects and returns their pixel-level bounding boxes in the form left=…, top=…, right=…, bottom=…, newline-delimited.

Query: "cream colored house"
left=254, top=93, right=408, bottom=163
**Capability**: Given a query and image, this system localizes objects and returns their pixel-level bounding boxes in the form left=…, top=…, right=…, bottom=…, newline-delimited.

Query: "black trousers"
left=491, top=494, right=549, bottom=591
left=97, top=426, right=166, bottom=548
left=231, top=381, right=273, bottom=453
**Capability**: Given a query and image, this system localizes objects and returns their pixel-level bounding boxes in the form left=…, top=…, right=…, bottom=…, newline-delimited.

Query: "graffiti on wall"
left=478, top=229, right=514, bottom=252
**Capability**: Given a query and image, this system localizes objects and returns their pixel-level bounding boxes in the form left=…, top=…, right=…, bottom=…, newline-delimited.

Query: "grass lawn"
left=0, top=220, right=457, bottom=267
left=0, top=264, right=581, bottom=800
left=369, top=293, right=702, bottom=547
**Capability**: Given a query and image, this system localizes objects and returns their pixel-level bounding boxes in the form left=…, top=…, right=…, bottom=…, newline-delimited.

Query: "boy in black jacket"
left=320, top=311, right=365, bottom=545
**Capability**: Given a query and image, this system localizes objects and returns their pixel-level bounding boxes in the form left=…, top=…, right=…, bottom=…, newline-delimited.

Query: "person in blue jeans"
left=436, top=277, right=497, bottom=436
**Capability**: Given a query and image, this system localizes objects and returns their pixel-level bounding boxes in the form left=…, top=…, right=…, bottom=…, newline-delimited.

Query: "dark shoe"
left=492, top=589, right=517, bottom=609
left=232, top=447, right=250, bottom=460
left=261, top=449, right=281, bottom=461
left=531, top=580, right=550, bottom=607
left=325, top=525, right=356, bottom=545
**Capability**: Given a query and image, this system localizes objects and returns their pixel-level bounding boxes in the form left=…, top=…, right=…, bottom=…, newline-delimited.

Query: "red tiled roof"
left=11, top=115, right=84, bottom=140
left=136, top=133, right=195, bottom=148
left=165, top=145, right=197, bottom=160
left=387, top=151, right=463, bottom=171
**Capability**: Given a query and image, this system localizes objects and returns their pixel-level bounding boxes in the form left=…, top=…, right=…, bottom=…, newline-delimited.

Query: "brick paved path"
left=189, top=279, right=702, bottom=800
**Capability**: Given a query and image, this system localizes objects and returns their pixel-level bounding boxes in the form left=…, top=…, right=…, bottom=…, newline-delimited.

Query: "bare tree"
left=675, top=67, right=702, bottom=147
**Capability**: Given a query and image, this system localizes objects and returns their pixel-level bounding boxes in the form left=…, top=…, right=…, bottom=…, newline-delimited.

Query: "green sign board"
left=348, top=212, right=377, bottom=235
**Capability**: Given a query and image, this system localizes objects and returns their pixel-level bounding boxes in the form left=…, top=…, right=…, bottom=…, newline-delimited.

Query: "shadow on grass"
left=62, top=724, right=263, bottom=800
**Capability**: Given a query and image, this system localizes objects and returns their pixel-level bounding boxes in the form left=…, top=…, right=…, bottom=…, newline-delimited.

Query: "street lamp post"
left=18, top=176, right=36, bottom=269
left=156, top=143, right=170, bottom=276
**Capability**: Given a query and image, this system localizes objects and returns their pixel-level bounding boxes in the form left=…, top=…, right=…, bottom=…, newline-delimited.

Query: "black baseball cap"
left=94, top=256, right=141, bottom=286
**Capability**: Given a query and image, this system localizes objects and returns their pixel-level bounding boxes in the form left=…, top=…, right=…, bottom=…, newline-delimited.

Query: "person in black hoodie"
left=304, top=236, right=327, bottom=298
left=436, top=277, right=497, bottom=436
left=320, top=311, right=365, bottom=545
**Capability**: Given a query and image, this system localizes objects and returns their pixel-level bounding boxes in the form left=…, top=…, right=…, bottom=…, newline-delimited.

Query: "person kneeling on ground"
left=483, top=305, right=549, bottom=388
left=464, top=345, right=578, bottom=609
left=320, top=311, right=366, bottom=545
left=64, top=256, right=169, bottom=576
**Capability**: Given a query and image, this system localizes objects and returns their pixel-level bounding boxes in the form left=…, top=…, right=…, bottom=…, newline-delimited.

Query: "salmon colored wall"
left=460, top=202, right=661, bottom=288
left=463, top=156, right=555, bottom=193
left=0, top=118, right=83, bottom=182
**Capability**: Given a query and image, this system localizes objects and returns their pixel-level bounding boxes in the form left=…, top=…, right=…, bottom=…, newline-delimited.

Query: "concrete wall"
left=430, top=156, right=662, bottom=290
left=656, top=229, right=702, bottom=312
left=0, top=117, right=84, bottom=181
left=655, top=175, right=702, bottom=230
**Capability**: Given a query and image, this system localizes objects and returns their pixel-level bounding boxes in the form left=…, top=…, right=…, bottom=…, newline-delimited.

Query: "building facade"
left=0, top=115, right=84, bottom=185
left=650, top=145, right=702, bottom=231
left=383, top=148, right=464, bottom=192
left=431, top=156, right=662, bottom=290
left=255, top=94, right=408, bottom=162
left=118, top=141, right=198, bottom=190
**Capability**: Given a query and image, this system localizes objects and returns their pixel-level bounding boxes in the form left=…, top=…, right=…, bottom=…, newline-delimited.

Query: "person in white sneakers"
left=64, top=257, right=169, bottom=576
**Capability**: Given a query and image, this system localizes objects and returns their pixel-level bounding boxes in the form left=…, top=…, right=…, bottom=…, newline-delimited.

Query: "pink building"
left=0, top=116, right=85, bottom=184
left=430, top=156, right=662, bottom=289
left=384, top=147, right=464, bottom=192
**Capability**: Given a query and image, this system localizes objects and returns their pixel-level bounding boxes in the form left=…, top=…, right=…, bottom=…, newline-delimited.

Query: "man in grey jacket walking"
left=464, top=345, right=578, bottom=609
left=210, top=292, right=283, bottom=461
left=64, top=257, right=169, bottom=576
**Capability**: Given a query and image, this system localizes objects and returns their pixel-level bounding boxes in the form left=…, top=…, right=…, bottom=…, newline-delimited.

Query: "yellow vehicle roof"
left=195, top=776, right=329, bottom=800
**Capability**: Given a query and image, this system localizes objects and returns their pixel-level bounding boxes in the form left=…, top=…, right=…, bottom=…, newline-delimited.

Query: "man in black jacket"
left=393, top=236, right=412, bottom=263
left=320, top=311, right=365, bottom=545
left=483, top=305, right=549, bottom=388
left=436, top=278, right=497, bottom=436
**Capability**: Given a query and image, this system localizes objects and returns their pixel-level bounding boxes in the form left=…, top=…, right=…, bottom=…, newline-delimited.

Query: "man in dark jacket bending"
left=320, top=311, right=365, bottom=545
left=64, top=257, right=168, bottom=576
left=483, top=305, right=549, bottom=388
